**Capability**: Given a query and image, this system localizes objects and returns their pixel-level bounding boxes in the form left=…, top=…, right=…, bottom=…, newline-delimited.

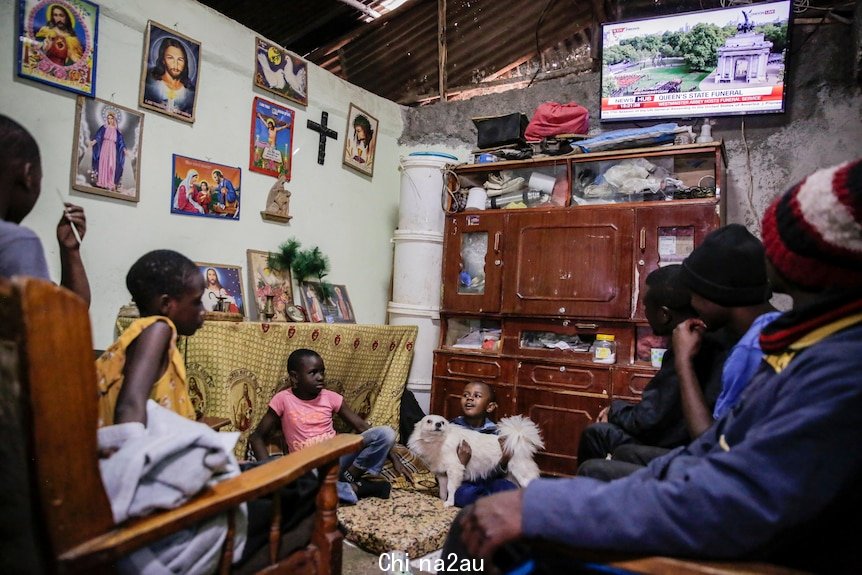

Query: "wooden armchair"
left=0, top=276, right=362, bottom=574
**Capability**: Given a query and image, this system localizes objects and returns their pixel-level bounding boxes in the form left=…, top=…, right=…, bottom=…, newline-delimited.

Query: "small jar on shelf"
left=592, top=334, right=617, bottom=364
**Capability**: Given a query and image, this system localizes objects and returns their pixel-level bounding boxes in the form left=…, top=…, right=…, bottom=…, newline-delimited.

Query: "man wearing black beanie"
left=674, top=223, right=778, bottom=438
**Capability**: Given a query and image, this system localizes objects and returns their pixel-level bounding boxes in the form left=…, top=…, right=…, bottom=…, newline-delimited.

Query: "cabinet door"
left=611, top=366, right=655, bottom=402
left=633, top=203, right=719, bottom=321
left=441, top=213, right=506, bottom=313
left=502, top=208, right=635, bottom=318
left=515, top=361, right=610, bottom=476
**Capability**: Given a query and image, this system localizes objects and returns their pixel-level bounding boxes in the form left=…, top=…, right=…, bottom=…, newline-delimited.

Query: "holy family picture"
left=17, top=0, right=99, bottom=97
left=70, top=97, right=143, bottom=202
left=249, top=97, right=295, bottom=179
left=196, top=262, right=246, bottom=318
left=171, top=154, right=241, bottom=220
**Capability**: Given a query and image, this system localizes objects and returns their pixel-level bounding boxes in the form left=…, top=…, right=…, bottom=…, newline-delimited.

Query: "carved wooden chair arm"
left=60, top=434, right=362, bottom=572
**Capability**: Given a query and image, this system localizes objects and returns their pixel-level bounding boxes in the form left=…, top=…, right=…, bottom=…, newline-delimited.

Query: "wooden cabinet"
left=432, top=142, right=726, bottom=476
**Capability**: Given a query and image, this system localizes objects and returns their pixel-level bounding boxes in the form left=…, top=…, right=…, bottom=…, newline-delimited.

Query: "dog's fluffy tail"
left=498, top=415, right=544, bottom=456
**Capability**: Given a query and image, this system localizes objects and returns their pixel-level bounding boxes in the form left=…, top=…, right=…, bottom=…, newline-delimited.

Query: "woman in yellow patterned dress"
left=96, top=249, right=205, bottom=426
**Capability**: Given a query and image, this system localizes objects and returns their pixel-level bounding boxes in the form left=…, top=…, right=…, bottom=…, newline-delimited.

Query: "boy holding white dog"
left=450, top=381, right=516, bottom=507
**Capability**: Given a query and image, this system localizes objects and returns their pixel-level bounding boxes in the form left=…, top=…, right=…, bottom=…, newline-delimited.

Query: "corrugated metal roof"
left=198, top=0, right=859, bottom=106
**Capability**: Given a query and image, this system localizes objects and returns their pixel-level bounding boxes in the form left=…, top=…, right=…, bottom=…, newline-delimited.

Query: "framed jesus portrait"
left=17, top=0, right=99, bottom=97
left=70, top=96, right=143, bottom=202
left=197, top=262, right=245, bottom=321
left=342, top=103, right=378, bottom=177
left=139, top=21, right=201, bottom=123
left=249, top=97, right=295, bottom=179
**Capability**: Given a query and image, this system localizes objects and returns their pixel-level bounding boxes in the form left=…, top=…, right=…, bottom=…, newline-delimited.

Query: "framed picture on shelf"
left=17, top=0, right=99, bottom=97
left=298, top=281, right=355, bottom=324
left=253, top=37, right=308, bottom=107
left=249, top=97, right=295, bottom=179
left=171, top=154, right=241, bottom=220
left=70, top=97, right=143, bottom=202
left=197, top=262, right=245, bottom=321
left=246, top=249, right=294, bottom=322
left=139, top=21, right=201, bottom=123
left=342, top=103, right=377, bottom=177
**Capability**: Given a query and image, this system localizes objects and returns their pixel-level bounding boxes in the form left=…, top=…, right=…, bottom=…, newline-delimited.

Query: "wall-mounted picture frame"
left=342, top=103, right=378, bottom=178
left=17, top=0, right=99, bottom=97
left=250, top=97, right=295, bottom=179
left=197, top=262, right=245, bottom=321
left=246, top=249, right=294, bottom=322
left=298, top=281, right=355, bottom=324
left=139, top=21, right=201, bottom=123
left=70, top=96, right=143, bottom=202
left=171, top=154, right=241, bottom=220
left=253, top=37, right=308, bottom=107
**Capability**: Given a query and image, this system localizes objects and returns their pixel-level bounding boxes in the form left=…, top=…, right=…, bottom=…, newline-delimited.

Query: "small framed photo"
left=250, top=97, right=295, bottom=179
left=139, top=21, right=201, bottom=123
left=298, top=281, right=355, bottom=324
left=253, top=37, right=308, bottom=107
left=70, top=97, right=143, bottom=202
left=197, top=262, right=246, bottom=321
left=17, top=0, right=99, bottom=97
left=171, top=154, right=241, bottom=220
left=246, top=249, right=294, bottom=322
left=342, top=103, right=378, bottom=177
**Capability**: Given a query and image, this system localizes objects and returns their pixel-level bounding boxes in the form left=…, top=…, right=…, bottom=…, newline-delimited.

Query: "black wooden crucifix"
left=306, top=111, right=338, bottom=165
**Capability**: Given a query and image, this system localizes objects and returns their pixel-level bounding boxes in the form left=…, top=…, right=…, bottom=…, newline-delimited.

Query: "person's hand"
left=597, top=405, right=610, bottom=423
left=389, top=449, right=415, bottom=485
left=457, top=439, right=472, bottom=466
left=460, top=490, right=524, bottom=560
left=673, top=318, right=706, bottom=362
left=57, top=202, right=86, bottom=249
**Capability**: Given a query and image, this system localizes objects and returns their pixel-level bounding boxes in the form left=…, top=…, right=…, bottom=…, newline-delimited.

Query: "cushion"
left=380, top=444, right=438, bottom=494
left=338, top=489, right=459, bottom=558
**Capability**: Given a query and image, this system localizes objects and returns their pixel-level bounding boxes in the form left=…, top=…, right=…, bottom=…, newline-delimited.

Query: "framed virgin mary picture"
left=342, top=103, right=377, bottom=177
left=17, top=0, right=99, bottom=96
left=70, top=97, right=143, bottom=202
left=249, top=97, right=295, bottom=179
left=246, top=249, right=294, bottom=322
left=139, top=21, right=201, bottom=123
left=253, top=37, right=308, bottom=107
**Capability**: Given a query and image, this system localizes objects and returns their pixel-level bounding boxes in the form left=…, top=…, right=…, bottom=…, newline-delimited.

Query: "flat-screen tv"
left=599, top=0, right=792, bottom=122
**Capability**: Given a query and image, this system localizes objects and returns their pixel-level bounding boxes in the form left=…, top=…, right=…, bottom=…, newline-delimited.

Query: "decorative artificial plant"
left=268, top=238, right=333, bottom=300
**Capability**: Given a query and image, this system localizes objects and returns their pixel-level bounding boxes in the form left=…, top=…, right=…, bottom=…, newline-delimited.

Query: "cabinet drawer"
left=516, top=361, right=610, bottom=396
left=611, top=366, right=655, bottom=402
left=504, top=318, right=634, bottom=364
left=434, top=353, right=506, bottom=379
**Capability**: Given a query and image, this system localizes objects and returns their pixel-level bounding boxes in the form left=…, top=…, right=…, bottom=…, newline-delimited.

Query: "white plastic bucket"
left=398, top=153, right=455, bottom=234
left=387, top=301, right=440, bottom=395
left=391, top=230, right=444, bottom=307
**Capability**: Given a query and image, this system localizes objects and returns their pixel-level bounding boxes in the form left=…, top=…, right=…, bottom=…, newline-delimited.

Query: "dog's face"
left=414, top=414, right=448, bottom=439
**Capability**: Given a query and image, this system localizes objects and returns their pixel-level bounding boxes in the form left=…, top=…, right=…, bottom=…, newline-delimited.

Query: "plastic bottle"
left=592, top=334, right=616, bottom=364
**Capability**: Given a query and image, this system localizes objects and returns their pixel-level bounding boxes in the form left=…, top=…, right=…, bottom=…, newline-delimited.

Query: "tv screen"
left=600, top=0, right=791, bottom=122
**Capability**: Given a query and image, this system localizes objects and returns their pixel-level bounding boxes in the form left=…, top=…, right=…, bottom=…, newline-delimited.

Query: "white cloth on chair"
left=98, top=401, right=248, bottom=574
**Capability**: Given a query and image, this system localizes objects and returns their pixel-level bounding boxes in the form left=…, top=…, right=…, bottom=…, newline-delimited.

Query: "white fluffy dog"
left=407, top=414, right=544, bottom=507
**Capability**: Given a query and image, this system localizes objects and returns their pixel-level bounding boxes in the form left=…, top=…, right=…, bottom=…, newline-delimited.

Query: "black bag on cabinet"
left=472, top=113, right=529, bottom=149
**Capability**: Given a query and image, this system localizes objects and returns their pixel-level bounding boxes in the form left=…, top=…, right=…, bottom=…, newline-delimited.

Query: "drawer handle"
left=575, top=323, right=598, bottom=330
left=494, top=231, right=501, bottom=253
left=640, top=227, right=646, bottom=252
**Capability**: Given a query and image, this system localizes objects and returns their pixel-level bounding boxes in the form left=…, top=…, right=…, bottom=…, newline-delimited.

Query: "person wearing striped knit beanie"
left=439, top=160, right=862, bottom=574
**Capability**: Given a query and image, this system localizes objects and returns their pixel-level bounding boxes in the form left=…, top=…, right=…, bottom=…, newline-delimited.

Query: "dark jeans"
left=577, top=443, right=671, bottom=482
left=576, top=422, right=638, bottom=463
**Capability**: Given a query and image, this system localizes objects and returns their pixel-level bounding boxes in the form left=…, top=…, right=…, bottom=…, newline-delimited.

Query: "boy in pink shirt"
left=250, top=348, right=406, bottom=503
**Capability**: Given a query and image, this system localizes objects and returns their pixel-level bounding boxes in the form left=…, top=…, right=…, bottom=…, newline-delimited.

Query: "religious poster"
left=253, top=37, right=308, bottom=107
left=17, top=0, right=99, bottom=97
left=139, top=21, right=201, bottom=123
left=171, top=154, right=241, bottom=220
left=249, top=97, right=295, bottom=179
left=298, top=281, right=355, bottom=324
left=196, top=262, right=245, bottom=320
left=342, top=103, right=378, bottom=177
left=70, top=97, right=143, bottom=202
left=246, top=249, right=294, bottom=322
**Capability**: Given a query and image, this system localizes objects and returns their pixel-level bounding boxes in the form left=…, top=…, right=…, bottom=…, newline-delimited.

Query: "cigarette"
left=55, top=188, right=83, bottom=246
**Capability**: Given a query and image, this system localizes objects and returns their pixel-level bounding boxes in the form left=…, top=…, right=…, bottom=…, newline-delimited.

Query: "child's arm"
left=114, top=321, right=172, bottom=425
left=337, top=403, right=370, bottom=433
left=249, top=408, right=281, bottom=461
